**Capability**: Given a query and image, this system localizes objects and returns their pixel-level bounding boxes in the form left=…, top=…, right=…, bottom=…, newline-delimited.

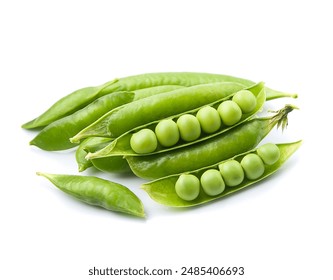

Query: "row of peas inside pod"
left=130, top=89, right=257, bottom=154
left=175, top=143, right=280, bottom=201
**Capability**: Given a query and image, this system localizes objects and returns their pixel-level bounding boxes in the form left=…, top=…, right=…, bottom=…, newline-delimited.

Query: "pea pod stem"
left=37, top=172, right=145, bottom=218
left=142, top=140, right=302, bottom=207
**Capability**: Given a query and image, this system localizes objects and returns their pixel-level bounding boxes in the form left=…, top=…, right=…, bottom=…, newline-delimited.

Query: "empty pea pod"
left=37, top=172, right=145, bottom=217
left=22, top=72, right=297, bottom=129
left=125, top=104, right=297, bottom=180
left=142, top=140, right=302, bottom=207
left=86, top=82, right=265, bottom=159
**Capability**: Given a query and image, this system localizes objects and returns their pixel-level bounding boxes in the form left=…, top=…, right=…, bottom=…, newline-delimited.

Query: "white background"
left=1, top=0, right=332, bottom=279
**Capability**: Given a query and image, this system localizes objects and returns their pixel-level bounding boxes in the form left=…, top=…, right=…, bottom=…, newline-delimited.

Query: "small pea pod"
left=30, top=91, right=135, bottom=151
left=87, top=82, right=265, bottom=159
left=142, top=141, right=302, bottom=207
left=76, top=137, right=112, bottom=172
left=37, top=172, right=145, bottom=218
left=71, top=82, right=246, bottom=142
left=126, top=105, right=297, bottom=179
left=76, top=137, right=131, bottom=173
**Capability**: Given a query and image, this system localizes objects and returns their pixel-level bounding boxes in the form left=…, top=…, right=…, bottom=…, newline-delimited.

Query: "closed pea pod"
left=87, top=82, right=266, bottom=159
left=142, top=141, right=302, bottom=207
left=22, top=72, right=297, bottom=130
left=125, top=105, right=296, bottom=180
left=30, top=91, right=135, bottom=151
left=37, top=172, right=145, bottom=217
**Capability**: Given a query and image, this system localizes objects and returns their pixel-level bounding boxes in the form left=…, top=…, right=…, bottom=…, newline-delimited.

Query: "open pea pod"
left=87, top=82, right=265, bottom=159
left=70, top=82, right=247, bottom=142
left=76, top=137, right=131, bottom=173
left=142, top=140, right=302, bottom=207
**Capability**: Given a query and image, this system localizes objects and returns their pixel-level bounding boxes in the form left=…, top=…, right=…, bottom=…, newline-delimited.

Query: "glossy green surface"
left=37, top=172, right=145, bottom=217
left=142, top=141, right=302, bottom=207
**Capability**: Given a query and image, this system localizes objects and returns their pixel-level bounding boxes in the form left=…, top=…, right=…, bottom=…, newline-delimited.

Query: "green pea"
left=196, top=106, right=221, bottom=134
left=200, top=169, right=225, bottom=196
left=155, top=119, right=180, bottom=147
left=130, top=129, right=158, bottom=154
left=176, top=114, right=201, bottom=142
left=257, top=143, right=280, bottom=165
left=241, top=153, right=265, bottom=180
left=217, top=100, right=242, bottom=126
left=175, top=174, right=200, bottom=201
left=232, top=89, right=257, bottom=113
left=219, top=160, right=244, bottom=187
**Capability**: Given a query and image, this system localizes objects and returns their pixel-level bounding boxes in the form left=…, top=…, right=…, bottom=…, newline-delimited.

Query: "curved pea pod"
left=22, top=72, right=296, bottom=130
left=125, top=105, right=297, bottom=179
left=37, top=172, right=145, bottom=218
left=70, top=82, right=247, bottom=142
left=29, top=91, right=135, bottom=151
left=88, top=82, right=265, bottom=159
left=142, top=140, right=302, bottom=207
left=22, top=79, right=119, bottom=129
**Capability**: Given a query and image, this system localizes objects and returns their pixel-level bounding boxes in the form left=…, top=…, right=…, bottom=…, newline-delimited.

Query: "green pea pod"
left=30, top=91, right=135, bottom=151
left=22, top=79, right=118, bottom=129
left=22, top=72, right=296, bottom=130
left=76, top=137, right=112, bottom=172
left=71, top=82, right=247, bottom=142
left=142, top=140, right=302, bottom=207
left=76, top=137, right=131, bottom=173
left=37, top=172, right=145, bottom=218
left=126, top=105, right=297, bottom=179
left=88, top=82, right=265, bottom=159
